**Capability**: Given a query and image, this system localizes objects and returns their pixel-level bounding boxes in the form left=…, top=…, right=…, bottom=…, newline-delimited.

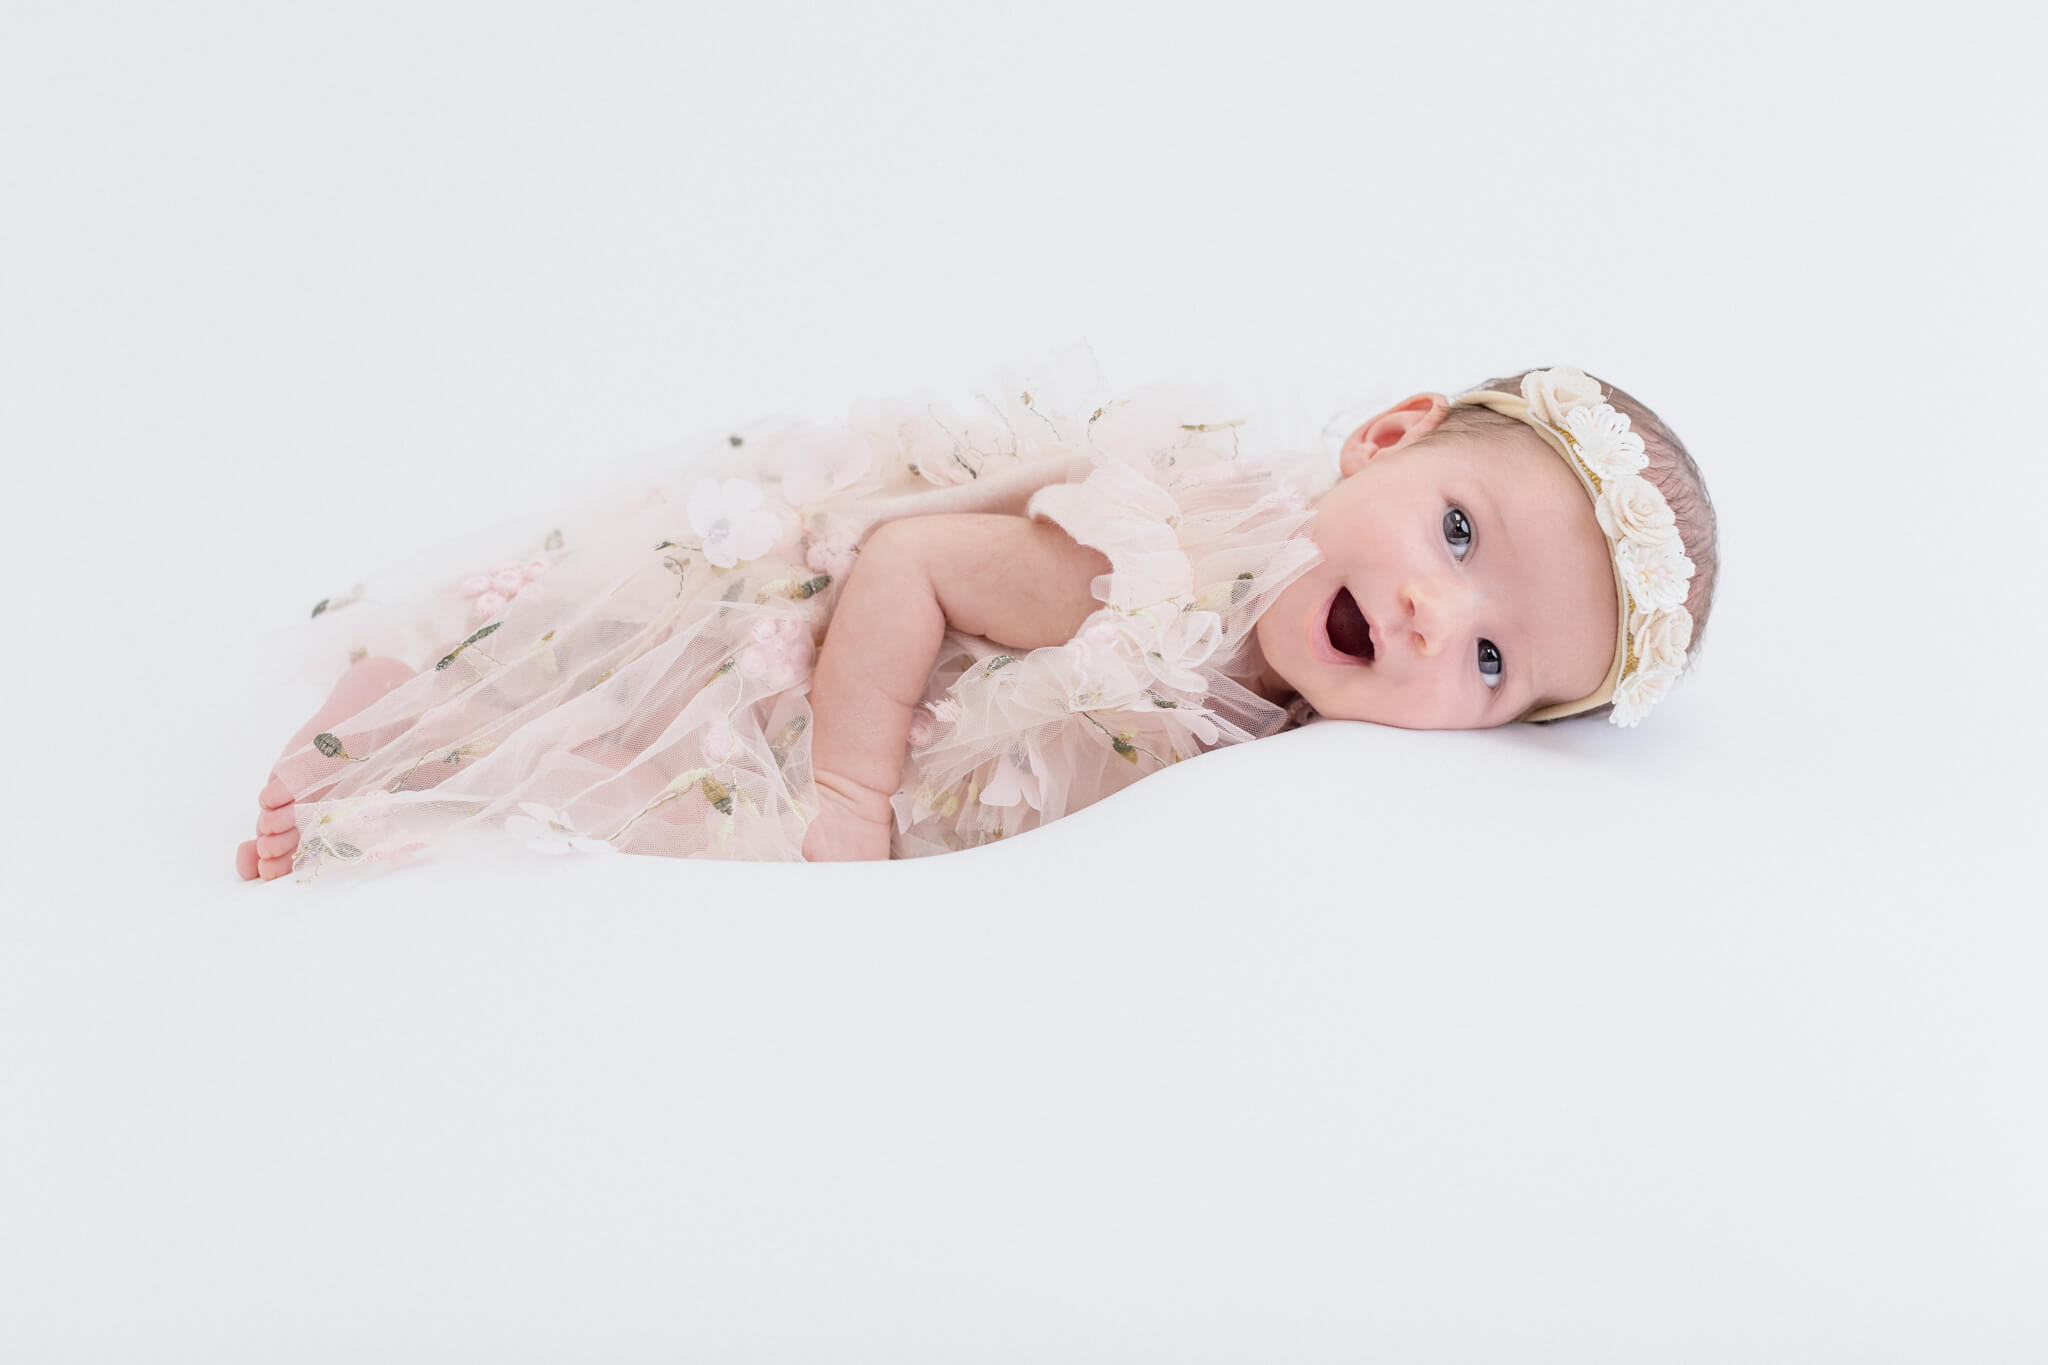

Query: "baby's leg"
left=237, top=655, right=419, bottom=881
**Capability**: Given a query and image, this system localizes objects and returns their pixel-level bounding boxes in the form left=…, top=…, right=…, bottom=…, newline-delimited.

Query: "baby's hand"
left=802, top=774, right=894, bottom=862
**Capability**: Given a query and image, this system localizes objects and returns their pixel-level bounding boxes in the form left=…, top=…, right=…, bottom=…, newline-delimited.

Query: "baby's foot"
left=237, top=656, right=418, bottom=881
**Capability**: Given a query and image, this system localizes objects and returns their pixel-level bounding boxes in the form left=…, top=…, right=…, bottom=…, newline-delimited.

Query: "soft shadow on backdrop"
left=2, top=1, right=2040, bottom=1359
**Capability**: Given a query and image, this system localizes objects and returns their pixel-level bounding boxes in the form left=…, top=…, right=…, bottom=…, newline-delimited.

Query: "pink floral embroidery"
left=460, top=556, right=554, bottom=621
left=737, top=617, right=813, bottom=690
left=805, top=533, right=856, bottom=579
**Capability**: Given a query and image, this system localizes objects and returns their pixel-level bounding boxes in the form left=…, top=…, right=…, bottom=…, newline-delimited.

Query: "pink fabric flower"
left=907, top=708, right=934, bottom=749
left=459, top=574, right=492, bottom=597
left=702, top=716, right=737, bottom=762
left=737, top=617, right=814, bottom=690
left=523, top=557, right=552, bottom=580
left=805, top=534, right=856, bottom=578
left=491, top=568, right=525, bottom=594
left=474, top=591, right=509, bottom=619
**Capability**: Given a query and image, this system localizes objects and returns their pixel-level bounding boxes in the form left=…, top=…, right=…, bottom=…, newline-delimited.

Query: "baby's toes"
left=259, top=775, right=293, bottom=810
left=257, top=802, right=296, bottom=837
left=236, top=839, right=259, bottom=880
left=257, top=827, right=300, bottom=864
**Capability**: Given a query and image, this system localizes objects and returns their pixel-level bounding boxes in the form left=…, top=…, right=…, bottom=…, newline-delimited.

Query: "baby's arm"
left=804, top=513, right=1111, bottom=860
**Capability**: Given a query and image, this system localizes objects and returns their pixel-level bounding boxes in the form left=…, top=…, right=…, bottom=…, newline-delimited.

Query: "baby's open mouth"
left=1326, top=587, right=1375, bottom=663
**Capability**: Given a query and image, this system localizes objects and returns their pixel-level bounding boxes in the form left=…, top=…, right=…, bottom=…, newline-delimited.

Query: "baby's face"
left=1254, top=398, right=1618, bottom=729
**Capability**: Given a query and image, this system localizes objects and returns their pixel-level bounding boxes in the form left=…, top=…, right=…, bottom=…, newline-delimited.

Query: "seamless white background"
left=2, top=1, right=2042, bottom=1360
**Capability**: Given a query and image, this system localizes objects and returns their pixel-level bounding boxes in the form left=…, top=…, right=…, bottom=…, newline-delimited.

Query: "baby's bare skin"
left=237, top=655, right=418, bottom=881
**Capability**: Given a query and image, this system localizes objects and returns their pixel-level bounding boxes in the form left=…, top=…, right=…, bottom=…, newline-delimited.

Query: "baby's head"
left=1253, top=366, right=1718, bottom=730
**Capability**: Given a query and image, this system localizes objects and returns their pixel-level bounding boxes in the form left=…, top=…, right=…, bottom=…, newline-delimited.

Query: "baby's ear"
left=1338, top=393, right=1451, bottom=477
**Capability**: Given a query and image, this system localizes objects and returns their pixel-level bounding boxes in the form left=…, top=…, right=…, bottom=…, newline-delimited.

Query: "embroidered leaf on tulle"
left=435, top=621, right=504, bottom=671
left=700, top=775, right=735, bottom=815
left=1145, top=690, right=1180, bottom=709
left=301, top=835, right=363, bottom=863
left=757, top=573, right=831, bottom=603
left=665, top=767, right=713, bottom=794
left=1113, top=733, right=1139, bottom=764
left=699, top=658, right=736, bottom=692
left=728, top=434, right=744, bottom=447
left=544, top=528, right=563, bottom=552
left=980, top=654, right=1015, bottom=678
left=1230, top=571, right=1255, bottom=605
left=770, top=714, right=809, bottom=763
left=309, top=583, right=362, bottom=619
left=314, top=732, right=349, bottom=760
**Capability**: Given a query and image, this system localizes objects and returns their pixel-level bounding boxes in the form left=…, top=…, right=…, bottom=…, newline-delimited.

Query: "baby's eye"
left=1443, top=506, right=1473, bottom=561
left=1478, top=639, right=1503, bottom=689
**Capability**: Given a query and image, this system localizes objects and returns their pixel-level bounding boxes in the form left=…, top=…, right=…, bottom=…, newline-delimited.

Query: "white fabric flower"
left=1053, top=625, right=1153, bottom=711
left=687, top=477, right=782, bottom=568
left=1615, top=536, right=1696, bottom=615
left=1519, top=366, right=1606, bottom=427
left=1142, top=607, right=1224, bottom=694
left=1155, top=698, right=1222, bottom=748
left=1595, top=473, right=1679, bottom=549
left=1632, top=604, right=1695, bottom=675
left=504, top=802, right=618, bottom=855
left=979, top=743, right=1048, bottom=811
left=1610, top=660, right=1680, bottom=728
left=1563, top=404, right=1649, bottom=484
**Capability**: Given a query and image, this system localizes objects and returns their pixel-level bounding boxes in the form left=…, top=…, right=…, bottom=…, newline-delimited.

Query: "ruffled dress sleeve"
left=888, top=373, right=1327, bottom=857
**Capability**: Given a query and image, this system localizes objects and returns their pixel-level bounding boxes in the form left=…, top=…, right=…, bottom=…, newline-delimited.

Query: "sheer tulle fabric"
left=270, top=346, right=1329, bottom=880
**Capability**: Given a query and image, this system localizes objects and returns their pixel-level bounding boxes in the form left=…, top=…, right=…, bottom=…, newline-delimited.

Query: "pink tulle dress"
left=269, top=346, right=1330, bottom=879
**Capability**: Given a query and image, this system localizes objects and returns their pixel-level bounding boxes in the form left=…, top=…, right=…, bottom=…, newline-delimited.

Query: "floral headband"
left=1450, top=366, right=1696, bottom=727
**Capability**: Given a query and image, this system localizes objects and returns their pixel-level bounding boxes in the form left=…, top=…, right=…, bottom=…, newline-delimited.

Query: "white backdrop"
left=3, top=1, right=2042, bottom=1360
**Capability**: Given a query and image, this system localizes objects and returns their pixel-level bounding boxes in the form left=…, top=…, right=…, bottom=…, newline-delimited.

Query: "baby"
left=237, top=359, right=1717, bottom=879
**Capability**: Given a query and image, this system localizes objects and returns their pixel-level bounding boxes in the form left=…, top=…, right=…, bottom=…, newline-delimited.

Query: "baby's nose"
left=1403, top=580, right=1475, bottom=657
